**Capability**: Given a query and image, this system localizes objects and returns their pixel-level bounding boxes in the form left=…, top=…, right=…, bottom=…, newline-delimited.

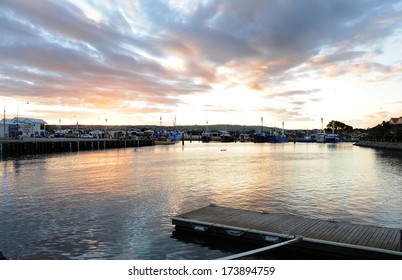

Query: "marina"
left=0, top=142, right=401, bottom=259
left=1, top=1, right=402, bottom=271
left=172, top=205, right=402, bottom=259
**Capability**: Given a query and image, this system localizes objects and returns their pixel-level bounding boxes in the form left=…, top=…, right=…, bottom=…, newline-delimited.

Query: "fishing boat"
left=254, top=117, right=267, bottom=143
left=167, top=130, right=182, bottom=141
left=201, top=130, right=222, bottom=142
left=201, top=121, right=212, bottom=142
left=239, top=133, right=251, bottom=142
left=316, top=132, right=326, bottom=143
left=254, top=131, right=267, bottom=143
left=299, top=135, right=313, bottom=142
left=259, top=121, right=288, bottom=143
left=220, top=131, right=234, bottom=142
left=201, top=131, right=211, bottom=142
left=316, top=119, right=340, bottom=143
left=325, top=133, right=341, bottom=143
left=316, top=118, right=326, bottom=143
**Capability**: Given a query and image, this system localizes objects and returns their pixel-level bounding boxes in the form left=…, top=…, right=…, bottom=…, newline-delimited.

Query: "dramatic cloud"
left=1, top=0, right=401, bottom=128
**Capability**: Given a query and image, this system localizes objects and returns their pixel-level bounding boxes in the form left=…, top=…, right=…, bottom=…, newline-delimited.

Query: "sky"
left=1, top=0, right=402, bottom=130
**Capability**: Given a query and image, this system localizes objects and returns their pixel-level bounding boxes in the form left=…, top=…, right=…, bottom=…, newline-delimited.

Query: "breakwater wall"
left=0, top=138, right=154, bottom=159
left=354, top=141, right=402, bottom=151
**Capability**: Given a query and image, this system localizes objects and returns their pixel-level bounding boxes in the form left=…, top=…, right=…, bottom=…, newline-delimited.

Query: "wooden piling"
left=0, top=138, right=154, bottom=158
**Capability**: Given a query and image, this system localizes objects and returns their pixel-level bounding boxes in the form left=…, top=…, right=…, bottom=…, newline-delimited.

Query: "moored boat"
left=201, top=131, right=211, bottom=142
left=316, top=120, right=341, bottom=143
left=220, top=131, right=234, bottom=142
left=316, top=132, right=326, bottom=143
left=299, top=135, right=313, bottom=142
left=167, top=130, right=182, bottom=141
left=324, top=133, right=341, bottom=143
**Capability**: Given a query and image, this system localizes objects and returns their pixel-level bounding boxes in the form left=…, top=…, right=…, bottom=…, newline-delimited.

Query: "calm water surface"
left=1, top=142, right=401, bottom=259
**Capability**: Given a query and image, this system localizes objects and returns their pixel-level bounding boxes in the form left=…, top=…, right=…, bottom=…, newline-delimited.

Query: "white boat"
left=316, top=120, right=340, bottom=143
left=316, top=132, right=326, bottom=143
left=202, top=130, right=222, bottom=142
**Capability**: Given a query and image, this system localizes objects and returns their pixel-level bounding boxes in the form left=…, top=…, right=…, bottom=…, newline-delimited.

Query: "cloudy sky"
left=1, top=0, right=402, bottom=129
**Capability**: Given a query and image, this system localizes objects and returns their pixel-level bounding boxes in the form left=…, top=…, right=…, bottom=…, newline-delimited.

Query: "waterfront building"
left=389, top=116, right=402, bottom=140
left=389, top=117, right=402, bottom=125
left=0, top=119, right=16, bottom=138
left=20, top=118, right=47, bottom=137
left=1, top=118, right=30, bottom=138
left=1, top=117, right=47, bottom=138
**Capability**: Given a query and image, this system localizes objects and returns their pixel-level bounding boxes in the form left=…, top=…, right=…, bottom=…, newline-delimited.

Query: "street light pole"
left=16, top=101, right=29, bottom=139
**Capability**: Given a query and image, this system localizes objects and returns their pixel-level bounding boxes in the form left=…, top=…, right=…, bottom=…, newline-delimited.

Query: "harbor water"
left=0, top=142, right=401, bottom=259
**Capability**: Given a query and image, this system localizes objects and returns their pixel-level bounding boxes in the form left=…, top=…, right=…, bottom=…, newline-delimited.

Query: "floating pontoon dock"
left=172, top=205, right=402, bottom=259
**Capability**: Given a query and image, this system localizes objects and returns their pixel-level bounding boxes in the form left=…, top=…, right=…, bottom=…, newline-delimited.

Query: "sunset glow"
left=1, top=0, right=402, bottom=129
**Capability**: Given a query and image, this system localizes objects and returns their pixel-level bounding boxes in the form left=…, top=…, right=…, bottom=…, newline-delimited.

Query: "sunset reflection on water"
left=1, top=142, right=401, bottom=259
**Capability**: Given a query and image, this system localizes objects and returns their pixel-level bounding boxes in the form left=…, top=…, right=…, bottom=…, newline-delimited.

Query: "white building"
left=0, top=117, right=47, bottom=138
left=20, top=118, right=47, bottom=137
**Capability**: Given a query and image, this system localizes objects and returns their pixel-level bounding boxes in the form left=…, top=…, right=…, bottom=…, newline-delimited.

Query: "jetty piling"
left=0, top=138, right=154, bottom=158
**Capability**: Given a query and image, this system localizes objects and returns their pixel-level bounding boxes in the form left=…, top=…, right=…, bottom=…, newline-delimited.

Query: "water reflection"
left=0, top=142, right=401, bottom=259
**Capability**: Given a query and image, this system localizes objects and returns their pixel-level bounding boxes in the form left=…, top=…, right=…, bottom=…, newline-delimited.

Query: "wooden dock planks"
left=172, top=205, right=402, bottom=257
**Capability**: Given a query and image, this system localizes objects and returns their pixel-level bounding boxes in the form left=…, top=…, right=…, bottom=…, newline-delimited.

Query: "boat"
left=299, top=135, right=313, bottom=142
left=201, top=121, right=212, bottom=142
left=316, top=120, right=341, bottom=143
left=254, top=130, right=288, bottom=143
left=201, top=130, right=222, bottom=142
left=239, top=133, right=251, bottom=142
left=167, top=130, right=182, bottom=141
left=316, top=132, right=326, bottom=143
left=316, top=118, right=326, bottom=143
left=201, top=131, right=211, bottom=142
left=325, top=133, right=341, bottom=143
left=253, top=119, right=288, bottom=143
left=253, top=131, right=267, bottom=143
left=220, top=131, right=234, bottom=142
left=266, top=125, right=288, bottom=143
left=273, top=134, right=288, bottom=143
left=254, top=117, right=267, bottom=143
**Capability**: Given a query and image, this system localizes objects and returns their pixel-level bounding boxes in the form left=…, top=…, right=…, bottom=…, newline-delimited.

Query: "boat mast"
left=321, top=117, right=324, bottom=132
left=261, top=117, right=263, bottom=132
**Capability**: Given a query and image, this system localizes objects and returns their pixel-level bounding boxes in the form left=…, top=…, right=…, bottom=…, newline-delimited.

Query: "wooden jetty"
left=172, top=205, right=402, bottom=259
left=0, top=138, right=154, bottom=159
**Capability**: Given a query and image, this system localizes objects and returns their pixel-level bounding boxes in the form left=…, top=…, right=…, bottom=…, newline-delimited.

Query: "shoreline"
left=354, top=141, right=402, bottom=151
